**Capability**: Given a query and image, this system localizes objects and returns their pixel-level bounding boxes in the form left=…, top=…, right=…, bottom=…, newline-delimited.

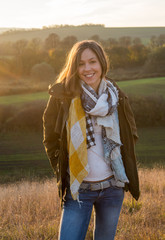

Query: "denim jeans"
left=59, top=186, right=124, bottom=240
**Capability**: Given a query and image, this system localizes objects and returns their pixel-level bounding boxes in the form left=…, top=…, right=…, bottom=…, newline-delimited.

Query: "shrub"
left=129, top=95, right=165, bottom=127
left=31, top=62, right=55, bottom=83
left=2, top=95, right=165, bottom=132
left=0, top=105, right=16, bottom=131
left=143, top=47, right=165, bottom=75
left=4, top=101, right=46, bottom=131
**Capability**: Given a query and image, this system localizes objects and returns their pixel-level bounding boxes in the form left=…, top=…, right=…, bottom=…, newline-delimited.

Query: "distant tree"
left=149, top=35, right=165, bottom=48
left=0, top=58, right=12, bottom=80
left=150, top=35, right=157, bottom=48
left=89, top=35, right=100, bottom=42
left=13, top=39, right=28, bottom=56
left=47, top=49, right=66, bottom=74
left=44, top=33, right=60, bottom=50
left=12, top=39, right=28, bottom=75
left=28, top=38, right=43, bottom=52
left=11, top=38, right=46, bottom=76
left=105, top=38, right=118, bottom=48
left=157, top=34, right=165, bottom=47
left=119, top=36, right=132, bottom=48
left=132, top=37, right=142, bottom=45
left=107, top=46, right=130, bottom=69
left=129, top=44, right=149, bottom=67
left=61, top=35, right=77, bottom=49
left=31, top=62, right=55, bottom=83
left=144, top=46, right=165, bottom=74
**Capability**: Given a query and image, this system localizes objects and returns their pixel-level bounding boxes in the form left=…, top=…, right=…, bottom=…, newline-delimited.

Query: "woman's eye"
left=90, top=61, right=96, bottom=64
left=79, top=63, right=84, bottom=66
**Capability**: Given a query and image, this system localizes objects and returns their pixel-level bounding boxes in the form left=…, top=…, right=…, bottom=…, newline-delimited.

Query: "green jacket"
left=43, top=79, right=140, bottom=201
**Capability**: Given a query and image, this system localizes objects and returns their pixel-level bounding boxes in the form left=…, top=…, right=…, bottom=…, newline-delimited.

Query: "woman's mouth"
left=84, top=73, right=95, bottom=78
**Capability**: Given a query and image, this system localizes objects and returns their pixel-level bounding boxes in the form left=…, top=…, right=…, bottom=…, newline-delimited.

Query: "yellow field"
left=0, top=168, right=165, bottom=240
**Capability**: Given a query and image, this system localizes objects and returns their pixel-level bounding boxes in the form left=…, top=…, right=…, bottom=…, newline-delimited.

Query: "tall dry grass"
left=0, top=168, right=165, bottom=240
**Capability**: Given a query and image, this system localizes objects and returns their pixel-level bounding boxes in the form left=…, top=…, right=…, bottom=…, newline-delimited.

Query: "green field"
left=0, top=91, right=48, bottom=106
left=0, top=127, right=164, bottom=183
left=0, top=77, right=165, bottom=106
left=136, top=127, right=165, bottom=167
left=118, top=77, right=165, bottom=97
left=0, top=131, right=53, bottom=183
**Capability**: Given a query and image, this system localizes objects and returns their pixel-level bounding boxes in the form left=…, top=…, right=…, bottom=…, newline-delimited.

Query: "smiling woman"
left=43, top=40, right=140, bottom=240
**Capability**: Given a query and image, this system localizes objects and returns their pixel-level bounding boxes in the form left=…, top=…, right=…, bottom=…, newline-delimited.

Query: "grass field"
left=0, top=91, right=48, bottom=106
left=118, top=77, right=165, bottom=98
left=0, top=168, right=164, bottom=239
left=0, top=77, right=165, bottom=106
left=0, top=131, right=52, bottom=183
left=0, top=127, right=164, bottom=183
left=136, top=127, right=165, bottom=167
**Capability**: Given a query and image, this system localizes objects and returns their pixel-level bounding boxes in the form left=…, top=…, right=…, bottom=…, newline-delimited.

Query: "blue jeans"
left=59, top=186, right=124, bottom=240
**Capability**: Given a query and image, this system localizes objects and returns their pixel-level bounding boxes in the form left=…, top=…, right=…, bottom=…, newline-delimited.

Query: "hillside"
left=0, top=25, right=165, bottom=44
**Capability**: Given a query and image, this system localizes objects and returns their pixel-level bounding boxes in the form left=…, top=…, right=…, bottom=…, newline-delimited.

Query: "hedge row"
left=0, top=96, right=165, bottom=132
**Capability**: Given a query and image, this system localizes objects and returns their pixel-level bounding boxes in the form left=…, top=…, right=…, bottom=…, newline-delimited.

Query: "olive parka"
left=43, top=78, right=140, bottom=202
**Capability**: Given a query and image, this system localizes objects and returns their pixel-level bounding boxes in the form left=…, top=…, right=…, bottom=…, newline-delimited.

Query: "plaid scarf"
left=81, top=79, right=129, bottom=184
left=81, top=79, right=118, bottom=149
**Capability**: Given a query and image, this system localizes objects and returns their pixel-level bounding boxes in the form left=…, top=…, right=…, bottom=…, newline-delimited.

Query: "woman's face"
left=78, top=48, right=102, bottom=92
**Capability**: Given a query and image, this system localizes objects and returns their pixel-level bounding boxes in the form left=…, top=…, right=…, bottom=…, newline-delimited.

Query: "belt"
left=80, top=175, right=114, bottom=191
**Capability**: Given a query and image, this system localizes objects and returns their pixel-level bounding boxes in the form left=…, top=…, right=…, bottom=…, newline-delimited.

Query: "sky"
left=0, top=0, right=165, bottom=29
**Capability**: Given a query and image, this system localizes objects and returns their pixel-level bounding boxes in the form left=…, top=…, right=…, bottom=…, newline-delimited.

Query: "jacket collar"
left=48, top=82, right=72, bottom=99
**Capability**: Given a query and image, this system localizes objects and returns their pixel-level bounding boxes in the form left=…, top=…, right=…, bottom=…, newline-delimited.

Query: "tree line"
left=0, top=33, right=165, bottom=82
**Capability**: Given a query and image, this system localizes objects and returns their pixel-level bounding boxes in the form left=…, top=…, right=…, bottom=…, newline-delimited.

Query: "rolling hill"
left=0, top=25, right=165, bottom=44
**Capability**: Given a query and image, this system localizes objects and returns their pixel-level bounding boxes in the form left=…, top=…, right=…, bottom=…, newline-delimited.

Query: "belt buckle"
left=90, top=182, right=101, bottom=191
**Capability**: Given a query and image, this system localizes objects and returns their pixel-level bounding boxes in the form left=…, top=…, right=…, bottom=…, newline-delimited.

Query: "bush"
left=0, top=105, right=16, bottom=131
left=1, top=95, right=165, bottom=132
left=4, top=101, right=46, bottom=131
left=129, top=95, right=165, bottom=127
left=31, top=62, right=55, bottom=83
left=143, top=47, right=165, bottom=75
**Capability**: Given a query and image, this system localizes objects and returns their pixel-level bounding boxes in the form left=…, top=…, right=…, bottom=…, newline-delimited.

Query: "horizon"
left=0, top=25, right=165, bottom=30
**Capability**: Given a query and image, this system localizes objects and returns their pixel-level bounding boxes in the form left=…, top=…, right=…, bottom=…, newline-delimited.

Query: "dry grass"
left=0, top=168, right=165, bottom=240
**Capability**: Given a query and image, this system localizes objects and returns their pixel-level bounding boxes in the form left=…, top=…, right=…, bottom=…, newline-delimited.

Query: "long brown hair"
left=56, top=40, right=109, bottom=96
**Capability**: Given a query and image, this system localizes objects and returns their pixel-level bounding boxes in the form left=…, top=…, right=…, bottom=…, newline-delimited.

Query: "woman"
left=43, top=40, right=140, bottom=240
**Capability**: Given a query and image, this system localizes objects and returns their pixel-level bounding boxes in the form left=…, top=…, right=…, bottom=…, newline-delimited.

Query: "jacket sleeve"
left=43, top=95, right=60, bottom=172
left=124, top=96, right=139, bottom=144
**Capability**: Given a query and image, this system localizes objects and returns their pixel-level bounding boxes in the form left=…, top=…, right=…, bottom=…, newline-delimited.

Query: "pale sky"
left=0, top=0, right=165, bottom=28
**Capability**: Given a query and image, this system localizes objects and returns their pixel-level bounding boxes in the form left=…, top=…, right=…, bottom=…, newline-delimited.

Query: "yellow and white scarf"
left=66, top=97, right=89, bottom=200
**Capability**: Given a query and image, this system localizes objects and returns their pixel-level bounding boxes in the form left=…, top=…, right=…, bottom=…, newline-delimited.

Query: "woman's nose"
left=84, top=63, right=91, bottom=71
